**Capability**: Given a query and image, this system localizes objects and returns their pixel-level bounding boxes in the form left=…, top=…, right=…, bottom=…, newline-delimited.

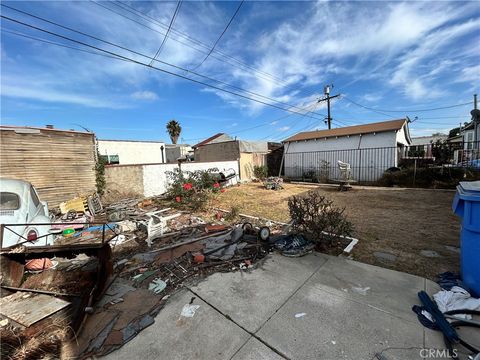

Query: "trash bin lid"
left=457, top=181, right=480, bottom=201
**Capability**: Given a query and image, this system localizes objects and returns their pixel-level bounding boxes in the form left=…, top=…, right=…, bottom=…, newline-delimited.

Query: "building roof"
left=283, top=119, right=408, bottom=142
left=410, top=134, right=448, bottom=146
left=0, top=125, right=93, bottom=135
left=165, top=143, right=191, bottom=148
left=193, top=133, right=230, bottom=148
left=99, top=139, right=165, bottom=144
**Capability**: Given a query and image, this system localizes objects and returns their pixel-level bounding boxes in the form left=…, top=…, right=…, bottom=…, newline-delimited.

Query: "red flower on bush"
left=183, top=183, right=193, bottom=191
left=213, top=183, right=220, bottom=189
left=175, top=196, right=182, bottom=203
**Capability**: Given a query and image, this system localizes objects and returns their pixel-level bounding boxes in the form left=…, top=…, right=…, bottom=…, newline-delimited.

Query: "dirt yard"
left=210, top=182, right=461, bottom=280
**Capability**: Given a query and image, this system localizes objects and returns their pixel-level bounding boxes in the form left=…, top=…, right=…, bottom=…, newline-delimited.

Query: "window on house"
left=99, top=155, right=119, bottom=164
left=466, top=132, right=474, bottom=150
left=109, top=155, right=119, bottom=164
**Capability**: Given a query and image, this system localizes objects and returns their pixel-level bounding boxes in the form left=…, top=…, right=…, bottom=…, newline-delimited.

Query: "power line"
left=1, top=14, right=329, bottom=120
left=92, top=0, right=323, bottom=102
left=182, top=101, right=319, bottom=142
left=263, top=102, right=326, bottom=141
left=342, top=96, right=472, bottom=113
left=190, top=0, right=244, bottom=71
left=0, top=6, right=326, bottom=119
left=341, top=96, right=400, bottom=119
left=415, top=115, right=470, bottom=120
left=111, top=0, right=287, bottom=85
left=409, top=120, right=462, bottom=125
left=95, top=0, right=286, bottom=85
left=149, top=0, right=182, bottom=66
left=258, top=102, right=320, bottom=141
left=1, top=28, right=127, bottom=61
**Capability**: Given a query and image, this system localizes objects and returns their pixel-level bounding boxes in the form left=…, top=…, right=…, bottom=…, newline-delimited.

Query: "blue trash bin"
left=452, top=181, right=480, bottom=297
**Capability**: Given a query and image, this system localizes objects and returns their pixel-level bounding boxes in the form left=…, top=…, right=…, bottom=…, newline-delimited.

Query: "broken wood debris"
left=0, top=194, right=283, bottom=359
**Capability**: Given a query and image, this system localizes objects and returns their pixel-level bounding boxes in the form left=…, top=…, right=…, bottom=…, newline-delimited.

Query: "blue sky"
left=1, top=1, right=479, bottom=144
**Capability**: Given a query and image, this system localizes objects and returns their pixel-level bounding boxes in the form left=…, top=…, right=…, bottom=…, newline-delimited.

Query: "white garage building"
left=98, top=139, right=167, bottom=165
left=283, top=119, right=411, bottom=182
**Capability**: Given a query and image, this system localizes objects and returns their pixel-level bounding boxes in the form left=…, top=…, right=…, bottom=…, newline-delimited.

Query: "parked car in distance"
left=0, top=178, right=53, bottom=248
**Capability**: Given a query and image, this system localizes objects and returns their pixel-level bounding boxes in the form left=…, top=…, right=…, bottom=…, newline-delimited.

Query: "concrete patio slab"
left=301, top=255, right=425, bottom=323
left=255, top=282, right=424, bottom=360
left=102, top=253, right=449, bottom=360
left=189, top=254, right=327, bottom=333
left=102, top=289, right=250, bottom=360
left=255, top=252, right=328, bottom=282
left=230, top=337, right=284, bottom=360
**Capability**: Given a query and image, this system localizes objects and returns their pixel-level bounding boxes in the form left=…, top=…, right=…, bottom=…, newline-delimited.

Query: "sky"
left=1, top=0, right=479, bottom=144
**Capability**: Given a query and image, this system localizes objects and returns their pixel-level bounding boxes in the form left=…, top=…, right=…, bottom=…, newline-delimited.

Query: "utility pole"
left=318, top=85, right=340, bottom=129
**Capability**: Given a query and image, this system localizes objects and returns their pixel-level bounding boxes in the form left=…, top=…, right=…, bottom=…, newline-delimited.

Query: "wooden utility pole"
left=318, top=85, right=340, bottom=129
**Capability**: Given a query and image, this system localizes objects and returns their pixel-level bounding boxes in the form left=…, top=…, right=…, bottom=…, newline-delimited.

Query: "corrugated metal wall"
left=0, top=128, right=97, bottom=207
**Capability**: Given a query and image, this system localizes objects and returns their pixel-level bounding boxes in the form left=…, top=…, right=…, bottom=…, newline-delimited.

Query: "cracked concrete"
left=101, top=253, right=445, bottom=360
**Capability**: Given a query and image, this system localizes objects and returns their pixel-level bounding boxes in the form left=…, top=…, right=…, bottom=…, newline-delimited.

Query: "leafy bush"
left=166, top=168, right=221, bottom=210
left=377, top=166, right=480, bottom=189
left=253, top=165, right=268, bottom=180
left=95, top=153, right=107, bottom=195
left=224, top=205, right=240, bottom=221
left=288, top=191, right=353, bottom=249
left=302, top=169, right=317, bottom=182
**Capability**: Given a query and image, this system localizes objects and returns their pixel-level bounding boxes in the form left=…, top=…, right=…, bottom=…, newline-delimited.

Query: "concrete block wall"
left=105, top=160, right=239, bottom=198
left=104, top=164, right=145, bottom=196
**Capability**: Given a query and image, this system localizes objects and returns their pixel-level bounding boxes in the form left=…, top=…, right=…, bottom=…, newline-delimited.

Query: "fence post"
left=358, top=149, right=362, bottom=182
left=302, top=152, right=304, bottom=178
left=413, top=158, right=417, bottom=187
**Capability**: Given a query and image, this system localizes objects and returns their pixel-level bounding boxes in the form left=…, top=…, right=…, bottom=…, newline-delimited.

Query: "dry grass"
left=210, top=182, right=460, bottom=280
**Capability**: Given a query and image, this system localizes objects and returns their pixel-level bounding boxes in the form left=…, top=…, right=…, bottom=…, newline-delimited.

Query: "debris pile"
left=0, top=194, right=282, bottom=359
left=264, top=176, right=284, bottom=190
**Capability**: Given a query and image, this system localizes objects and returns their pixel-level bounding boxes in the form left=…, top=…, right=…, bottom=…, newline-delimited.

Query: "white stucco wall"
left=142, top=164, right=177, bottom=197
left=141, top=160, right=240, bottom=197
left=98, top=140, right=166, bottom=165
left=284, top=130, right=402, bottom=182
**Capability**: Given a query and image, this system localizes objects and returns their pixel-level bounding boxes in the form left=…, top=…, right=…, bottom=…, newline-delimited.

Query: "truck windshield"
left=0, top=192, right=20, bottom=210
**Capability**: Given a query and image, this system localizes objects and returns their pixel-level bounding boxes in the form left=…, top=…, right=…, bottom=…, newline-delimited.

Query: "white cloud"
left=1, top=83, right=128, bottom=109
left=2, top=1, right=478, bottom=115
left=389, top=19, right=479, bottom=100
left=206, top=1, right=478, bottom=111
left=131, top=91, right=159, bottom=101
left=278, top=126, right=290, bottom=131
left=361, top=93, right=383, bottom=103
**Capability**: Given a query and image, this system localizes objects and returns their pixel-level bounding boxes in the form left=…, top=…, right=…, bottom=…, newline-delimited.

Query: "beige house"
left=193, top=135, right=268, bottom=180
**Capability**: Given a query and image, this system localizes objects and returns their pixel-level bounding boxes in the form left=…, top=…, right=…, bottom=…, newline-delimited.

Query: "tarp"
left=238, top=140, right=268, bottom=153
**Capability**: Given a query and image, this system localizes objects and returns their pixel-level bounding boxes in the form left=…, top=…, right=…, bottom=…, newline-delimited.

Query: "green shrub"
left=288, top=191, right=353, bottom=249
left=95, top=153, right=107, bottom=195
left=253, top=165, right=268, bottom=180
left=377, top=166, right=480, bottom=189
left=166, top=168, right=221, bottom=210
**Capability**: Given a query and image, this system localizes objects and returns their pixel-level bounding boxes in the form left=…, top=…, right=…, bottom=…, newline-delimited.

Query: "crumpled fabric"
left=433, top=286, right=480, bottom=319
left=437, top=271, right=465, bottom=291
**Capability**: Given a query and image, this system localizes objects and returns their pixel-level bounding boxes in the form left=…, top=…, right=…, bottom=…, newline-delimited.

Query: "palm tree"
left=166, top=119, right=182, bottom=144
